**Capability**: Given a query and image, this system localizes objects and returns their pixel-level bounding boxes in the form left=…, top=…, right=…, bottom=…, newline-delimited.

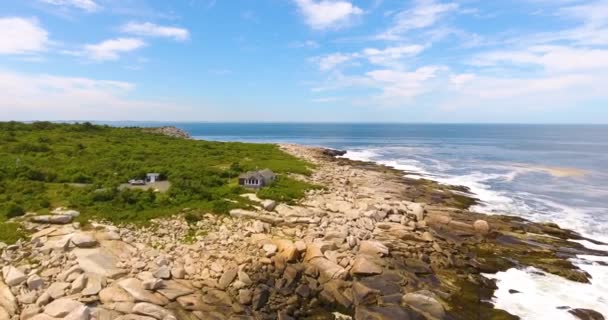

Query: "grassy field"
left=0, top=122, right=317, bottom=243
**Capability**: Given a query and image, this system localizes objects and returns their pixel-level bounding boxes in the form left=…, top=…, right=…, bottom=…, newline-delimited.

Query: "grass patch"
left=0, top=122, right=317, bottom=227
left=0, top=222, right=27, bottom=244
left=258, top=176, right=321, bottom=204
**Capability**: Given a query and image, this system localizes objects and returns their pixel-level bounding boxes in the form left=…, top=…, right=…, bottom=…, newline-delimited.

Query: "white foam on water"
left=484, top=264, right=608, bottom=320
left=571, top=240, right=608, bottom=252
left=340, top=149, right=381, bottom=162
left=342, top=148, right=608, bottom=319
left=342, top=149, right=430, bottom=175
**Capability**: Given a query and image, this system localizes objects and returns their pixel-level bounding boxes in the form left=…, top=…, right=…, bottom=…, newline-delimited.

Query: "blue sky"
left=1, top=0, right=607, bottom=123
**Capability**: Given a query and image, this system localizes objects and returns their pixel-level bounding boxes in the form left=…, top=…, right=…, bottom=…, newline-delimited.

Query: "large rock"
left=473, top=220, right=491, bottom=235
left=321, top=280, right=353, bottom=309
left=45, top=282, right=71, bottom=299
left=157, top=280, right=195, bottom=301
left=569, top=308, right=605, bottom=320
left=27, top=274, right=44, bottom=290
left=262, top=243, right=278, bottom=257
left=99, top=286, right=135, bottom=304
left=0, top=280, right=18, bottom=316
left=74, top=248, right=127, bottom=279
left=2, top=267, right=26, bottom=287
left=153, top=266, right=171, bottom=280
left=51, top=208, right=80, bottom=217
left=273, top=239, right=298, bottom=262
left=359, top=240, right=389, bottom=257
left=408, top=203, right=425, bottom=221
left=132, top=302, right=175, bottom=320
left=230, top=209, right=283, bottom=224
left=308, top=257, right=348, bottom=282
left=64, top=305, right=90, bottom=320
left=71, top=233, right=98, bottom=248
left=118, top=278, right=169, bottom=306
left=31, top=215, right=73, bottom=224
left=252, top=286, right=270, bottom=310
left=238, top=289, right=253, bottom=305
left=351, top=255, right=383, bottom=276
left=44, top=298, right=84, bottom=317
left=352, top=282, right=379, bottom=306
left=218, top=268, right=237, bottom=289
left=261, top=199, right=277, bottom=211
left=402, top=291, right=445, bottom=319
left=82, top=273, right=105, bottom=296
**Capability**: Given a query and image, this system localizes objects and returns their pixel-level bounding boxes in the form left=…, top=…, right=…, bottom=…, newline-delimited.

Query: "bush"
left=5, top=203, right=25, bottom=218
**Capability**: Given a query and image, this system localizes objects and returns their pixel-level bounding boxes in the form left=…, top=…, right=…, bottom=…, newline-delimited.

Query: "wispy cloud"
left=362, top=44, right=426, bottom=67
left=121, top=22, right=190, bottom=41
left=83, top=38, right=146, bottom=61
left=289, top=40, right=320, bottom=49
left=315, top=53, right=353, bottom=71
left=472, top=45, right=608, bottom=73
left=378, top=0, right=458, bottom=40
left=293, top=0, right=363, bottom=30
left=313, top=44, right=426, bottom=71
left=39, top=0, right=100, bottom=12
left=0, top=17, right=49, bottom=55
left=366, top=66, right=441, bottom=100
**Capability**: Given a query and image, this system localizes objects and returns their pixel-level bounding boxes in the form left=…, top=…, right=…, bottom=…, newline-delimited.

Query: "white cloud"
left=314, top=44, right=426, bottom=71
left=294, top=0, right=363, bottom=30
left=289, top=40, right=320, bottom=49
left=121, top=22, right=190, bottom=41
left=558, top=0, right=608, bottom=27
left=316, top=53, right=353, bottom=71
left=0, top=17, right=49, bottom=54
left=40, top=0, right=100, bottom=12
left=366, top=66, right=441, bottom=99
left=378, top=0, right=458, bottom=40
left=473, top=45, right=608, bottom=72
left=83, top=38, right=146, bottom=61
left=0, top=70, right=194, bottom=121
left=450, top=73, right=475, bottom=85
left=362, top=44, right=426, bottom=66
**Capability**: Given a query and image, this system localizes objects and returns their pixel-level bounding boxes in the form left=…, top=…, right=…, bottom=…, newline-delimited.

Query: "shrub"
left=5, top=203, right=25, bottom=218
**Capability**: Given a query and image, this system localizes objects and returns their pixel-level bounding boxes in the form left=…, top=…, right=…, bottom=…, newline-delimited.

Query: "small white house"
left=146, top=173, right=161, bottom=183
left=238, top=169, right=276, bottom=188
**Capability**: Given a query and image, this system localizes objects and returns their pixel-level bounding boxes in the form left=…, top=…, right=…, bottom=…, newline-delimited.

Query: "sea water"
left=110, top=122, right=608, bottom=319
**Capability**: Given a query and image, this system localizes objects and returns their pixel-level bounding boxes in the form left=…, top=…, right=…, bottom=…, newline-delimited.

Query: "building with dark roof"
left=238, top=169, right=276, bottom=188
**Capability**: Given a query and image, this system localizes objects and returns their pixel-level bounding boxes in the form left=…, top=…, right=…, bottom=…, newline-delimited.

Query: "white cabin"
left=146, top=173, right=160, bottom=183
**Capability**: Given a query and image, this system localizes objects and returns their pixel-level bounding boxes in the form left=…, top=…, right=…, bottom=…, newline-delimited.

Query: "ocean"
left=111, top=122, right=608, bottom=319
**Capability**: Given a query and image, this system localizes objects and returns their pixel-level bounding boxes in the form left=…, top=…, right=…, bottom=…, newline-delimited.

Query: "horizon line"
left=3, top=120, right=608, bottom=126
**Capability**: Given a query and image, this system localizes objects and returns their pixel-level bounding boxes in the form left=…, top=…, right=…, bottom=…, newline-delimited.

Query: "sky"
left=1, top=0, right=607, bottom=123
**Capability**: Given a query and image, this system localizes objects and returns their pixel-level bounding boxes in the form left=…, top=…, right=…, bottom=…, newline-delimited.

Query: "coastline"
left=2, top=140, right=607, bottom=320
left=325, top=144, right=608, bottom=319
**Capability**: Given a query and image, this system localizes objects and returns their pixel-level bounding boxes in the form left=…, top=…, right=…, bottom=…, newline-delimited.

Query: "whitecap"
left=484, top=266, right=608, bottom=320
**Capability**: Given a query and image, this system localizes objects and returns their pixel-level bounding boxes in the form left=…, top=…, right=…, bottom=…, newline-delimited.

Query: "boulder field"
left=1, top=144, right=606, bottom=320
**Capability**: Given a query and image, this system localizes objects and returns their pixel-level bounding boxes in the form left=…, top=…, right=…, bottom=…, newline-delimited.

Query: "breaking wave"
left=341, top=147, right=608, bottom=319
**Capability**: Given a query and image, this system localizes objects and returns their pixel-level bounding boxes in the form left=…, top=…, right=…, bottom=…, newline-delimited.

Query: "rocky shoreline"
left=2, top=144, right=607, bottom=320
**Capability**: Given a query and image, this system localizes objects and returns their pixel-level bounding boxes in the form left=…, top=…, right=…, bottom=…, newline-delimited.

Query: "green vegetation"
left=0, top=122, right=316, bottom=242
left=258, top=177, right=321, bottom=204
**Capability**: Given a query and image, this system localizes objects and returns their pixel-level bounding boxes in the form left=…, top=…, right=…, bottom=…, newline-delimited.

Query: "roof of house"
left=239, top=169, right=276, bottom=180
left=147, top=173, right=160, bottom=176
